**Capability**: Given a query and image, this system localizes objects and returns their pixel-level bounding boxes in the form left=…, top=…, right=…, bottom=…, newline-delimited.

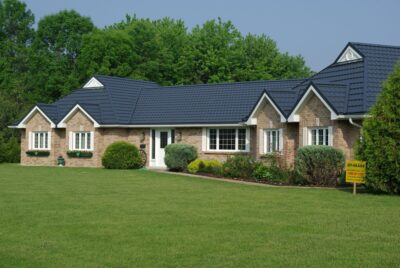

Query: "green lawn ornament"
left=57, top=156, right=65, bottom=166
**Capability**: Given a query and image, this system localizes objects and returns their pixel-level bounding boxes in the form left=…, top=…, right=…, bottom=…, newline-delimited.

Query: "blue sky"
left=24, top=0, right=400, bottom=71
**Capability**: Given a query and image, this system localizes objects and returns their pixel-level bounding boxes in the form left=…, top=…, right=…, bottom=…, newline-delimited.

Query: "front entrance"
left=150, top=129, right=173, bottom=168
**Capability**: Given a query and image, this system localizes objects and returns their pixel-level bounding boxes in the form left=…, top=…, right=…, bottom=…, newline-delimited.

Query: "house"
left=10, top=42, right=400, bottom=168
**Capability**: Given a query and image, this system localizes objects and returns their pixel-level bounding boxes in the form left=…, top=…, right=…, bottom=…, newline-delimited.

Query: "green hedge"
left=102, top=141, right=142, bottom=169
left=295, top=145, right=345, bottom=186
left=164, top=143, right=197, bottom=171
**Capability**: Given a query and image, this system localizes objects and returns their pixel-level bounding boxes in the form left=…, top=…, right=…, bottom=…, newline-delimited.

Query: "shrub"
left=188, top=159, right=223, bottom=175
left=295, top=145, right=345, bottom=186
left=222, top=155, right=256, bottom=178
left=102, top=141, right=142, bottom=169
left=252, top=164, right=274, bottom=181
left=355, top=65, right=400, bottom=194
left=164, top=143, right=197, bottom=171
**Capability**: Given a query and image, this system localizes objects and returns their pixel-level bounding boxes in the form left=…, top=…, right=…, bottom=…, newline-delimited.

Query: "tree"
left=358, top=64, right=400, bottom=194
left=0, top=0, right=34, bottom=163
left=29, top=10, right=94, bottom=102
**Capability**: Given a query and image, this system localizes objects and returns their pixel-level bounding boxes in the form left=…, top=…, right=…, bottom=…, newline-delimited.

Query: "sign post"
left=345, top=160, right=366, bottom=195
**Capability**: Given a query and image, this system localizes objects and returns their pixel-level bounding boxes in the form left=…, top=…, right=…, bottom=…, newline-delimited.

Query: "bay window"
left=206, top=128, right=249, bottom=152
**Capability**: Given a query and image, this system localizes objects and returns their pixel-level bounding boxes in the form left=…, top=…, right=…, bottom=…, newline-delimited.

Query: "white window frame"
left=308, top=127, right=332, bottom=146
left=263, top=128, right=283, bottom=154
left=206, top=128, right=250, bottom=152
left=29, top=131, right=51, bottom=150
left=70, top=131, right=94, bottom=151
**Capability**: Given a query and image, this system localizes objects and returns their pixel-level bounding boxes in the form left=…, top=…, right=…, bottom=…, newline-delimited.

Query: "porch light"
left=140, top=131, right=145, bottom=142
left=176, top=131, right=182, bottom=142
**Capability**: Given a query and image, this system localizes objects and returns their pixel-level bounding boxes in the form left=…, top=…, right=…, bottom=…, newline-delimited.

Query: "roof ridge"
left=350, top=42, right=400, bottom=49
left=94, top=74, right=159, bottom=84
left=145, top=78, right=307, bottom=90
left=128, top=88, right=143, bottom=124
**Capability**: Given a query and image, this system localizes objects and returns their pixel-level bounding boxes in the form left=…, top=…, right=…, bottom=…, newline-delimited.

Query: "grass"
left=0, top=164, right=399, bottom=267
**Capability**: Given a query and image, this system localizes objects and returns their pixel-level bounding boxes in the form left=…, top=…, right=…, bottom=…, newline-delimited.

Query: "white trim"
left=69, top=131, right=73, bottom=150
left=259, top=129, right=264, bottom=154
left=57, top=104, right=100, bottom=128
left=201, top=128, right=207, bottom=151
left=288, top=85, right=338, bottom=122
left=16, top=106, right=56, bottom=129
left=337, top=46, right=362, bottom=63
left=302, top=127, right=307, bottom=147
left=328, top=126, right=333, bottom=146
left=83, top=77, right=104, bottom=88
left=246, top=93, right=286, bottom=124
left=98, top=123, right=245, bottom=128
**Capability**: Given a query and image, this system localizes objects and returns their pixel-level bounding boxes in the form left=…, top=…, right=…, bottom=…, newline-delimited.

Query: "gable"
left=337, top=46, right=362, bottom=63
left=16, top=106, right=56, bottom=128
left=288, top=85, right=338, bottom=122
left=83, top=77, right=104, bottom=88
left=246, top=92, right=286, bottom=124
left=58, top=104, right=100, bottom=128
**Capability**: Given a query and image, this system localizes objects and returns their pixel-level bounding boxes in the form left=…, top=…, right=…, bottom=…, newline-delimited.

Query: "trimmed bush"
left=295, top=145, right=345, bottom=186
left=188, top=159, right=223, bottom=175
left=164, top=143, right=197, bottom=171
left=223, top=155, right=256, bottom=178
left=356, top=65, right=400, bottom=194
left=102, top=141, right=142, bottom=169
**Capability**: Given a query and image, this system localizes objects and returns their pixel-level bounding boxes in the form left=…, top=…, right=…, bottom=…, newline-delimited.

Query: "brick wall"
left=298, top=92, right=361, bottom=159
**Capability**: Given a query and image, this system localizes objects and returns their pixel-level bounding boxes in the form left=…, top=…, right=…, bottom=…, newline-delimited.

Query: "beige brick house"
left=10, top=42, right=400, bottom=168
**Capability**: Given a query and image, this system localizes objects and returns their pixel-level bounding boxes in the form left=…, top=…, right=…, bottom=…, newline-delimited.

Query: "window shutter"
left=328, top=126, right=333, bottom=146
left=302, top=127, right=307, bottom=146
left=69, top=131, right=73, bottom=150
left=201, top=128, right=207, bottom=151
left=279, top=128, right=284, bottom=152
left=259, top=129, right=264, bottom=154
left=28, top=131, right=32, bottom=150
left=48, top=131, right=52, bottom=150
left=90, top=131, right=94, bottom=150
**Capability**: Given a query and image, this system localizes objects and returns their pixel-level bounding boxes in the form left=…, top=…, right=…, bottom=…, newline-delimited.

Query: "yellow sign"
left=345, top=160, right=366, bottom=183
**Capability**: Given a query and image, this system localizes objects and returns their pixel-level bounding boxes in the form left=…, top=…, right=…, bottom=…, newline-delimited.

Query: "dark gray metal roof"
left=11, top=42, right=400, bottom=126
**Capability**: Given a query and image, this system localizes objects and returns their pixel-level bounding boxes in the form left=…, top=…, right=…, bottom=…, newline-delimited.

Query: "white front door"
left=153, top=129, right=172, bottom=167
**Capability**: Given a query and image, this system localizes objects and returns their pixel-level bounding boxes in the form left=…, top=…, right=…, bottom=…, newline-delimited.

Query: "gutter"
left=349, top=118, right=362, bottom=128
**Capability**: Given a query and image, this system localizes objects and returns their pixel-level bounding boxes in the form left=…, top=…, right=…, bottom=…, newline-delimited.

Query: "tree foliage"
left=357, top=64, right=400, bottom=194
left=0, top=0, right=313, bottom=163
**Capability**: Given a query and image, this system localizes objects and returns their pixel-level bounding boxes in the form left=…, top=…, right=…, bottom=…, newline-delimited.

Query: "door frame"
left=149, top=128, right=173, bottom=168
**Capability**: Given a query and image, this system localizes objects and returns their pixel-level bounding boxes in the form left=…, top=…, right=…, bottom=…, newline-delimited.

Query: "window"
left=309, top=127, right=330, bottom=146
left=31, top=131, right=50, bottom=150
left=72, top=132, right=93, bottom=151
left=264, top=129, right=282, bottom=153
left=207, top=128, right=249, bottom=152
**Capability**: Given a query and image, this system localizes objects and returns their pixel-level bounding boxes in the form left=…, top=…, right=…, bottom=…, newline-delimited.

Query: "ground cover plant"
left=1, top=164, right=400, bottom=267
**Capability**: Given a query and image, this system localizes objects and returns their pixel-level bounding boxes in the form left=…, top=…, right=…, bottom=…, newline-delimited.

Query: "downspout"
left=348, top=118, right=362, bottom=128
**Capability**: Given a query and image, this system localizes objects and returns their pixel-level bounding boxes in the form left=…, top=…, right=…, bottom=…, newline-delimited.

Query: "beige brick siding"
left=298, top=92, right=361, bottom=159
left=21, top=111, right=57, bottom=166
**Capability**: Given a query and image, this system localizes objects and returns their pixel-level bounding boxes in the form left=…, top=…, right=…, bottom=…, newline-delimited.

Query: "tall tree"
left=29, top=10, right=94, bottom=102
left=357, top=64, right=400, bottom=194
left=0, top=0, right=35, bottom=163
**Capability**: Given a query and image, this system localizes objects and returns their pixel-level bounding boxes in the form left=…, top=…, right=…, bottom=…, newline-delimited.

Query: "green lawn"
left=0, top=164, right=399, bottom=267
